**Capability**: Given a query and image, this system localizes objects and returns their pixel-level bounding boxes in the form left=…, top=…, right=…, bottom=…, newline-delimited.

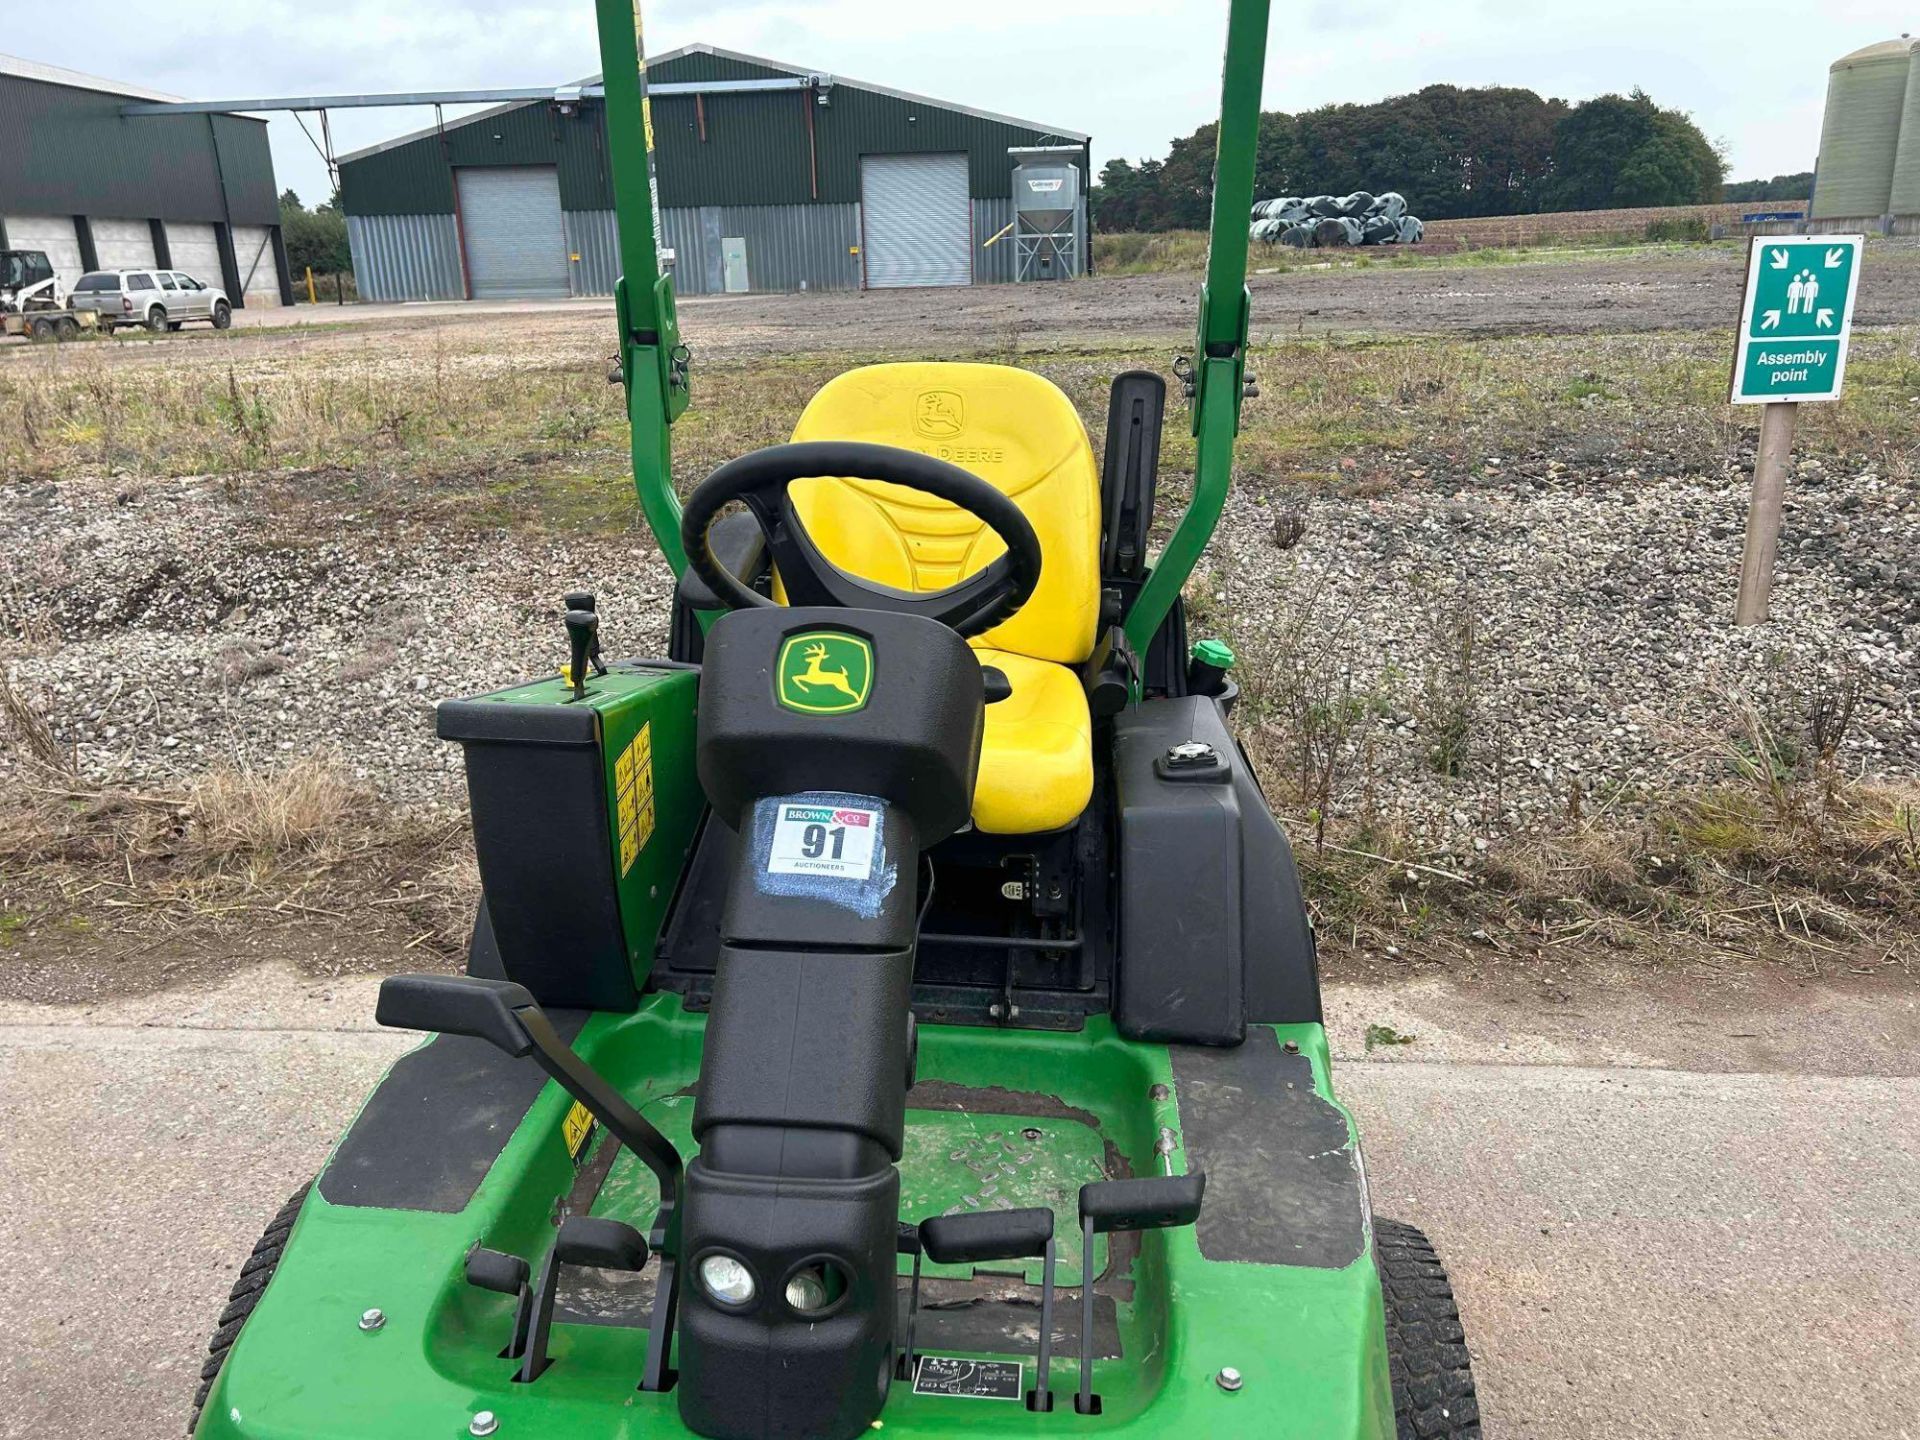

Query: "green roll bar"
left=598, top=0, right=1267, bottom=667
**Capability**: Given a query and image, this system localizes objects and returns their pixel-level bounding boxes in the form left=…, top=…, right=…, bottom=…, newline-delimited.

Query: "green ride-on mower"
left=188, top=3, right=1478, bottom=1438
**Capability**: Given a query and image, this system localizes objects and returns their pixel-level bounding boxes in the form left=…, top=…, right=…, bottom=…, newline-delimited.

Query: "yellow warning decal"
left=614, top=720, right=656, bottom=877
left=563, top=1100, right=595, bottom=1161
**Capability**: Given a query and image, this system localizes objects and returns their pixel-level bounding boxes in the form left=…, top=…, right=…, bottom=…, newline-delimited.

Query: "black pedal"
left=556, top=1216, right=649, bottom=1271
left=917, top=1208, right=1057, bottom=1410
left=465, top=1245, right=534, bottom=1360
left=516, top=1216, right=654, bottom=1384
left=1073, top=1174, right=1206, bottom=1413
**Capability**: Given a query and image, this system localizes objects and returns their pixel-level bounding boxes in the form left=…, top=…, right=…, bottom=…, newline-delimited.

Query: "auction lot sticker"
left=767, top=802, right=879, bottom=880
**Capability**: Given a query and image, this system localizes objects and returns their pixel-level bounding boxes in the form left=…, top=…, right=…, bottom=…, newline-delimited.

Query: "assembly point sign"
left=1730, top=235, right=1863, bottom=405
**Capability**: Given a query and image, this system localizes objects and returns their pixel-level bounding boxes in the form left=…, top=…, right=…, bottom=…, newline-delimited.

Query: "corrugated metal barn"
left=0, top=54, right=291, bottom=306
left=340, top=44, right=1090, bottom=301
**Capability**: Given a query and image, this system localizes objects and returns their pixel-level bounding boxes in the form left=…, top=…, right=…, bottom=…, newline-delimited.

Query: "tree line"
left=279, top=190, right=352, bottom=278
left=1094, top=86, right=1740, bottom=231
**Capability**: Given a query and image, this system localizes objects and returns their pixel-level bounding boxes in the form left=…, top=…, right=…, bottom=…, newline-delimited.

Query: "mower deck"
left=199, top=996, right=1392, bottom=1439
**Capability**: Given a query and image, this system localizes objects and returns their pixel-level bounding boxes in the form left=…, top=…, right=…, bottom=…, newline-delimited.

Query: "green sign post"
left=1729, top=234, right=1864, bottom=625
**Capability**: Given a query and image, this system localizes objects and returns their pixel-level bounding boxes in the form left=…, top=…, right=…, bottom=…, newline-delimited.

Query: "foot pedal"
left=917, top=1208, right=1057, bottom=1411
left=465, top=1246, right=533, bottom=1359
left=1074, top=1174, right=1206, bottom=1414
left=517, top=1217, right=652, bottom=1384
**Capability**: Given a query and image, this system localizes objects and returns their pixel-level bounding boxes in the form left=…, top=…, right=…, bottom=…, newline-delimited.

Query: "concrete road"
left=4, top=967, right=1916, bottom=1440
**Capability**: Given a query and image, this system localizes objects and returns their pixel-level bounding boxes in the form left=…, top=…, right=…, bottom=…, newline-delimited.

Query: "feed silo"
left=1888, top=39, right=1920, bottom=215
left=1009, top=145, right=1083, bottom=281
left=1811, top=38, right=1912, bottom=219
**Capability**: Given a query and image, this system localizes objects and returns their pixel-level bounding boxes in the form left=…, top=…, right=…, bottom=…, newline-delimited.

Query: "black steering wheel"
left=680, top=441, right=1043, bottom=638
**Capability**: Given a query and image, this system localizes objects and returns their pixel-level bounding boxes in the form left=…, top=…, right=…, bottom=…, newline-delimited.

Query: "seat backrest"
left=787, top=362, right=1101, bottom=665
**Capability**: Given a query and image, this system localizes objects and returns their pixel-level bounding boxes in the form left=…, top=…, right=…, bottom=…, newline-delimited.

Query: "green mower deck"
left=197, top=1002, right=1392, bottom=1439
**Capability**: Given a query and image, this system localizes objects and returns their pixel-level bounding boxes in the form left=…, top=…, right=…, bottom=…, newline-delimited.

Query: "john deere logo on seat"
left=913, top=390, right=965, bottom=439
left=777, top=631, right=873, bottom=714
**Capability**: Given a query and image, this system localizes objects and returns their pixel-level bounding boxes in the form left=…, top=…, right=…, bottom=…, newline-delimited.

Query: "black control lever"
left=894, top=1222, right=923, bottom=1380
left=564, top=609, right=599, bottom=701
left=1072, top=1174, right=1205, bottom=1414
left=377, top=975, right=684, bottom=1391
left=564, top=591, right=608, bottom=675
left=517, top=1216, right=651, bottom=1383
left=919, top=1208, right=1058, bottom=1411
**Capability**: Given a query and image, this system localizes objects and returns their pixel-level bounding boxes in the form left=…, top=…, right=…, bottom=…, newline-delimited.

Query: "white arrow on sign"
left=1761, top=309, right=1781, bottom=330
left=1816, top=307, right=1835, bottom=328
left=1824, top=247, right=1846, bottom=269
left=1769, top=249, right=1789, bottom=269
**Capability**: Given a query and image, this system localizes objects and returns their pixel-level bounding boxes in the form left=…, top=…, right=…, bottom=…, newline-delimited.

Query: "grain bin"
left=1888, top=38, right=1920, bottom=215
left=1811, top=38, right=1912, bottom=219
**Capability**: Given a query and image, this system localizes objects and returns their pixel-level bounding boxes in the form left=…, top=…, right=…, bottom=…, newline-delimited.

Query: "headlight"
left=784, top=1261, right=848, bottom=1316
left=699, top=1253, right=757, bottom=1306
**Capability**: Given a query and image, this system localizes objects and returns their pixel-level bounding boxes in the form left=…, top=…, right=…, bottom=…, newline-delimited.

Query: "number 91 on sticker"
left=768, top=803, right=879, bottom=880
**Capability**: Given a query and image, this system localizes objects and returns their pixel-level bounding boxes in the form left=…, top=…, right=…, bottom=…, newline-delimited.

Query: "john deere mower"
left=188, top=3, right=1478, bottom=1437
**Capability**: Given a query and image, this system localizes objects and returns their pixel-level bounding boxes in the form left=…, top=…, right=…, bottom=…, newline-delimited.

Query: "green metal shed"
left=338, top=44, right=1090, bottom=301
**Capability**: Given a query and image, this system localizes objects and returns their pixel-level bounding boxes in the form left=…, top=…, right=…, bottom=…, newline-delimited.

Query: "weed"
left=1364, top=1023, right=1416, bottom=1052
left=1417, top=581, right=1480, bottom=779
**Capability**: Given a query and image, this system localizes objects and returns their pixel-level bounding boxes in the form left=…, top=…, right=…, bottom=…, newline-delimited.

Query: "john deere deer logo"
left=777, top=631, right=873, bottom=715
left=913, top=390, right=965, bottom=439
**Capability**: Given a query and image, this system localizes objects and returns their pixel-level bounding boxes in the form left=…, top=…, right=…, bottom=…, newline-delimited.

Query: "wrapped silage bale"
left=1248, top=191, right=1425, bottom=246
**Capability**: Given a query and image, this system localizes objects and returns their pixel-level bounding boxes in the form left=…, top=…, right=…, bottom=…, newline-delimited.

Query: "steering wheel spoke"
left=681, top=442, right=1042, bottom=640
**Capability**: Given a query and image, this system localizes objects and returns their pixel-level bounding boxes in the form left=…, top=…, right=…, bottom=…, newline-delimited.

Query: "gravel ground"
left=3, top=253, right=1917, bottom=835
left=1208, top=458, right=1919, bottom=847
left=2, top=476, right=678, bottom=808
left=4, top=439, right=1913, bottom=834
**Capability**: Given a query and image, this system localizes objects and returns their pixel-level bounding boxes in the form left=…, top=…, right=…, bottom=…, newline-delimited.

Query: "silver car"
left=69, top=269, right=232, bottom=333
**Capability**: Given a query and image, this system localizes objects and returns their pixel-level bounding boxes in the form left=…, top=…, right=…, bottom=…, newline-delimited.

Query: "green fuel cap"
left=1192, top=638, right=1235, bottom=669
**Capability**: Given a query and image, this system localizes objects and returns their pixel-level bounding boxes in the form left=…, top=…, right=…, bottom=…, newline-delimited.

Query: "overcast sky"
left=10, top=0, right=1912, bottom=207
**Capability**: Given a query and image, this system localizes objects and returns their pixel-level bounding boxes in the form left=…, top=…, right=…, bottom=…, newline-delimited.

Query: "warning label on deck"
left=614, top=721, right=655, bottom=877
left=911, top=1356, right=1024, bottom=1400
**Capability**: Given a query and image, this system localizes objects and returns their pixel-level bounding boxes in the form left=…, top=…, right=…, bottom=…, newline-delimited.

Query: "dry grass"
left=1241, top=704, right=1920, bottom=978
left=0, top=674, right=472, bottom=955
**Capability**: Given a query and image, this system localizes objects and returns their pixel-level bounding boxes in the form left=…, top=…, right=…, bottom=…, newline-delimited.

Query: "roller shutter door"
left=167, top=223, right=223, bottom=289
left=455, top=167, right=568, bottom=299
left=2, top=215, right=83, bottom=288
left=92, top=217, right=157, bottom=270
left=860, top=154, right=971, bottom=288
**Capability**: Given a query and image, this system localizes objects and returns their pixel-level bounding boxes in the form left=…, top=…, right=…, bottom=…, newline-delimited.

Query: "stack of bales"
left=1813, top=36, right=1920, bottom=220
left=1250, top=192, right=1424, bottom=248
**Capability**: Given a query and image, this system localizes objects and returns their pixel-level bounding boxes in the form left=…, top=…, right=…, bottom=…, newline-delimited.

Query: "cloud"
left=6, top=0, right=1888, bottom=208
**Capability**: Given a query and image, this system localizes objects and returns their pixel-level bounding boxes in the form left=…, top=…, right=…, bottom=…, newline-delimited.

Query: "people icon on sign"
left=1786, top=270, right=1819, bottom=316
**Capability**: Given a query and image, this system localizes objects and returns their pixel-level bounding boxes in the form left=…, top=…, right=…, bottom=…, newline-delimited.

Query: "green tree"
left=1542, top=90, right=1723, bottom=211
left=1723, top=172, right=1813, bottom=203
left=279, top=191, right=352, bottom=279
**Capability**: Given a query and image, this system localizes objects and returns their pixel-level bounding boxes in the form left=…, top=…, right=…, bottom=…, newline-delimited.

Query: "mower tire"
left=188, top=1181, right=311, bottom=1436
left=1376, top=1217, right=1481, bottom=1440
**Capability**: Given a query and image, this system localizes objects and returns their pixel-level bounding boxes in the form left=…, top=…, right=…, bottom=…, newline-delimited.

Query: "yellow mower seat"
left=788, top=362, right=1101, bottom=833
